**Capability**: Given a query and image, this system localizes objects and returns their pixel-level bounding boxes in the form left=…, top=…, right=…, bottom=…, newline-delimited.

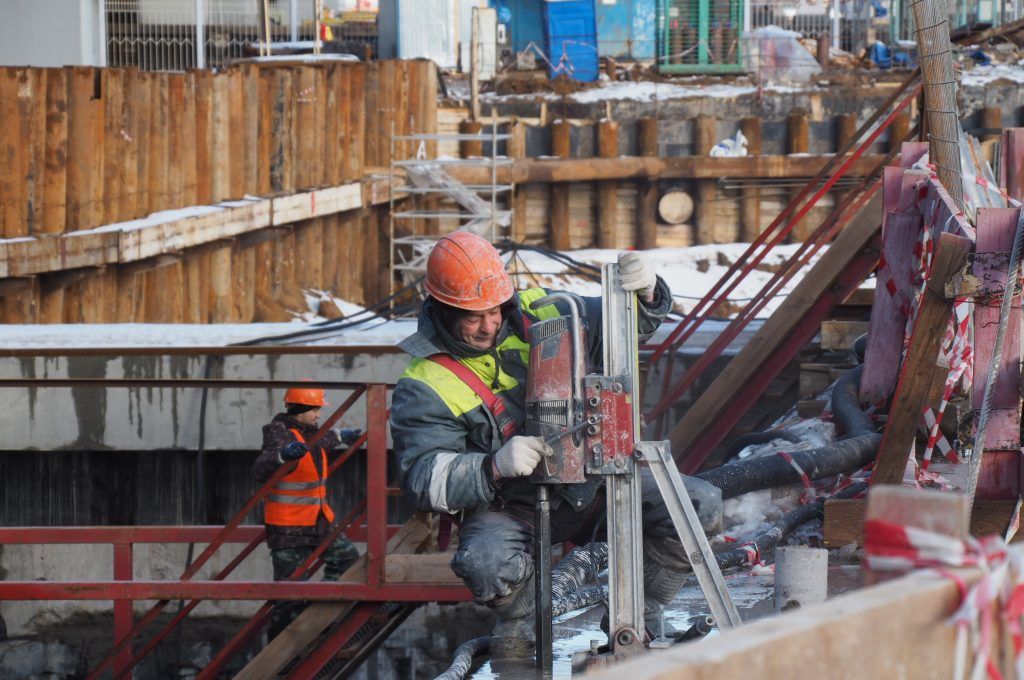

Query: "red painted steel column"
left=366, top=384, right=388, bottom=587
left=113, top=543, right=133, bottom=678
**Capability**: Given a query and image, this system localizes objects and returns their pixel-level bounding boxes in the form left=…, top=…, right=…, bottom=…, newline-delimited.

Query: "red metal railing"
left=0, top=378, right=472, bottom=678
left=644, top=72, right=923, bottom=443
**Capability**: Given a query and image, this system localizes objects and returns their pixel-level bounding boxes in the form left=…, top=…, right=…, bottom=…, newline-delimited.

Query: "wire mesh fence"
left=104, top=0, right=377, bottom=71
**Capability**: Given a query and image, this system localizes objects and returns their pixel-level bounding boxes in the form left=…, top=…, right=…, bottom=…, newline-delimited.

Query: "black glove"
left=280, top=440, right=309, bottom=461
left=335, top=428, right=363, bottom=446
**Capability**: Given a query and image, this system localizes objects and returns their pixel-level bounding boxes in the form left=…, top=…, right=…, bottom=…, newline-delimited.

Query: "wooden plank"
left=270, top=184, right=362, bottom=225
left=859, top=208, right=924, bottom=405
left=349, top=64, right=366, bottom=179
left=41, top=68, right=68, bottom=234
left=178, top=73, right=198, bottom=208
left=102, top=69, right=127, bottom=225
left=362, top=62, right=379, bottom=172
left=787, top=109, right=812, bottom=241
left=232, top=243, right=257, bottom=323
left=836, top=113, right=858, bottom=149
left=147, top=72, right=169, bottom=215
left=208, top=243, right=233, bottom=322
left=383, top=553, right=461, bottom=584
left=193, top=69, right=213, bottom=206
left=270, top=68, right=295, bottom=193
left=0, top=68, right=24, bottom=238
left=871, top=233, right=972, bottom=485
left=693, top=114, right=717, bottom=244
left=824, top=498, right=1021, bottom=545
left=235, top=516, right=436, bottom=680
left=209, top=71, right=230, bottom=203
left=241, top=65, right=260, bottom=198
left=323, top=65, right=340, bottom=188
left=669, top=190, right=884, bottom=465
left=228, top=68, right=246, bottom=200
left=508, top=120, right=529, bottom=242
left=132, top=72, right=155, bottom=218
left=596, top=119, right=620, bottom=249
left=65, top=67, right=105, bottom=232
left=165, top=73, right=187, bottom=209
left=588, top=554, right=1004, bottom=680
left=256, top=68, right=273, bottom=196
left=820, top=320, right=871, bottom=351
left=21, top=68, right=47, bottom=235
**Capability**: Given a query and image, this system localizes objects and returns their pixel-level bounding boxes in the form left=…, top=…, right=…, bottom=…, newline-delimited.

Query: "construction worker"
left=252, top=386, right=362, bottom=639
left=390, top=231, right=722, bottom=659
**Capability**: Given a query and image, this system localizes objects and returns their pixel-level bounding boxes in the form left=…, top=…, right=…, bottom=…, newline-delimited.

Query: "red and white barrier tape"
left=865, top=519, right=1022, bottom=680
left=776, top=451, right=815, bottom=504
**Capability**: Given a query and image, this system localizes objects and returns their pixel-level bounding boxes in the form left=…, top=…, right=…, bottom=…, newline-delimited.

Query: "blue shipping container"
left=544, top=0, right=600, bottom=82
left=596, top=0, right=657, bottom=59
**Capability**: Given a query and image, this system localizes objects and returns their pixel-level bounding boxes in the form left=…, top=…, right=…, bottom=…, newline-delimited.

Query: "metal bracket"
left=584, top=375, right=635, bottom=475
left=639, top=440, right=743, bottom=630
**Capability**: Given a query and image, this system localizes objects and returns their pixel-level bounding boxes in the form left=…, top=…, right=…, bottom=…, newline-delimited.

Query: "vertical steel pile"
left=909, top=0, right=966, bottom=213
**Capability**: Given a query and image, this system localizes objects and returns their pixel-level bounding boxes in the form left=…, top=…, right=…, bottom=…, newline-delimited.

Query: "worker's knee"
left=640, top=469, right=723, bottom=536
left=644, top=533, right=690, bottom=570
left=451, top=512, right=533, bottom=604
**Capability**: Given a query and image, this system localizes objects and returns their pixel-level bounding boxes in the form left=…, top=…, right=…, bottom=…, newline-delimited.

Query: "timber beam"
left=445, top=154, right=888, bottom=184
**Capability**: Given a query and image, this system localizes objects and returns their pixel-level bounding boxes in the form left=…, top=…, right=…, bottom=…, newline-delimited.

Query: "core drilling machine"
left=523, top=262, right=743, bottom=673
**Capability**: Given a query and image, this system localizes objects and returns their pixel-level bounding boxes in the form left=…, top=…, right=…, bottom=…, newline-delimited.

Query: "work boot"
left=642, top=557, right=692, bottom=639
left=488, top=577, right=536, bottom=660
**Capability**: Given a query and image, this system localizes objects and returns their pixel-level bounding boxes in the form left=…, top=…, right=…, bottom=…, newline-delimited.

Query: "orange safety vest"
left=264, top=429, right=335, bottom=526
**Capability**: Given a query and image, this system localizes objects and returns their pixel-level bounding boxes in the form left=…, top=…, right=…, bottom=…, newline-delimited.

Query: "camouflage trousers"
left=269, top=537, right=360, bottom=639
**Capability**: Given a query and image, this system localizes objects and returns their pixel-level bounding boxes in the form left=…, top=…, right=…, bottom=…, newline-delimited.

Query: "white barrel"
left=774, top=546, right=828, bottom=612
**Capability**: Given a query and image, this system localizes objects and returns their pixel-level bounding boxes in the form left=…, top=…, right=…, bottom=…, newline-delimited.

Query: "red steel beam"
left=366, top=385, right=388, bottom=588
left=0, top=525, right=400, bottom=545
left=85, top=386, right=368, bottom=679
left=679, top=235, right=882, bottom=473
left=0, top=345, right=402, bottom=358
left=0, top=378, right=369, bottom=390
left=112, top=543, right=133, bottom=678
left=0, top=582, right=473, bottom=601
left=646, top=71, right=921, bottom=366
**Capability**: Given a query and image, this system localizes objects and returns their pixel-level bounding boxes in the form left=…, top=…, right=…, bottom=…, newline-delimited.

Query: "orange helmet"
left=284, top=386, right=327, bottom=407
left=424, top=231, right=514, bottom=311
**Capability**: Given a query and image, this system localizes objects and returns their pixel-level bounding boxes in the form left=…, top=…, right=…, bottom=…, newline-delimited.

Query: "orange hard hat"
left=284, top=386, right=327, bottom=407
left=424, top=231, right=514, bottom=311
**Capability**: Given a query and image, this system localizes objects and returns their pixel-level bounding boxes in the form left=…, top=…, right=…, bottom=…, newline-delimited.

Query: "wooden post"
left=270, top=68, right=294, bottom=193
left=459, top=120, right=483, bottom=158
left=42, top=68, right=68, bottom=234
left=549, top=120, right=572, bottom=250
left=294, top=66, right=318, bottom=190
left=65, top=67, right=105, bottom=232
left=228, top=68, right=247, bottom=198
left=739, top=116, right=762, bottom=242
left=787, top=109, right=811, bottom=241
left=597, top=119, right=620, bottom=249
left=890, top=110, right=911, bottom=151
left=193, top=69, right=212, bottom=206
left=981, top=106, right=1002, bottom=163
left=693, top=114, right=717, bottom=244
left=209, top=243, right=233, bottom=322
left=836, top=113, right=858, bottom=149
left=636, top=117, right=659, bottom=250
left=871, top=233, right=972, bottom=485
left=1000, top=128, right=1024, bottom=202
left=242, top=65, right=260, bottom=197
left=166, top=74, right=187, bottom=209
left=508, top=119, right=529, bottom=243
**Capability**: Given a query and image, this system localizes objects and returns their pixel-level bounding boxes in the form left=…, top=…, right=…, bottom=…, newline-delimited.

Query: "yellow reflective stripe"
left=518, top=288, right=560, bottom=321
left=402, top=352, right=522, bottom=418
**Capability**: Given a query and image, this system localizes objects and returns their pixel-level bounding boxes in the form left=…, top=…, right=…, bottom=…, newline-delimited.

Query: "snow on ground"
left=508, top=243, right=828, bottom=319
left=961, top=61, right=1024, bottom=88
left=480, top=79, right=806, bottom=104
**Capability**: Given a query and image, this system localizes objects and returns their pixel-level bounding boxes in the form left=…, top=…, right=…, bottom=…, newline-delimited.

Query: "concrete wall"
left=0, top=0, right=103, bottom=67
left=0, top=349, right=408, bottom=451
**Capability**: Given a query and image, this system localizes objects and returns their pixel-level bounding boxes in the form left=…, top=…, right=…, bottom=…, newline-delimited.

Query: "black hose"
left=697, top=366, right=879, bottom=499
left=714, top=482, right=867, bottom=570
left=831, top=366, right=875, bottom=438
left=434, top=636, right=490, bottom=680
left=551, top=543, right=608, bottom=601
left=722, top=430, right=802, bottom=460
left=553, top=584, right=607, bottom=617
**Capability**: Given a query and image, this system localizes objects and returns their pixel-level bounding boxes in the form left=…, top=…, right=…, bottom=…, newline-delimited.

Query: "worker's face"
left=457, top=306, right=503, bottom=350
left=296, top=407, right=321, bottom=427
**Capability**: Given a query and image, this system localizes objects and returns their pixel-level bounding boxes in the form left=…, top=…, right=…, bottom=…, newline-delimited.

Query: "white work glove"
left=618, top=251, right=657, bottom=300
left=492, top=436, right=553, bottom=479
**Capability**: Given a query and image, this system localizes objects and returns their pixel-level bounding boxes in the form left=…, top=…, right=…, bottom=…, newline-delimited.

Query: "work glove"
left=334, top=428, right=363, bottom=446
left=492, top=436, right=553, bottom=479
left=280, top=440, right=309, bottom=462
left=618, top=251, right=657, bottom=300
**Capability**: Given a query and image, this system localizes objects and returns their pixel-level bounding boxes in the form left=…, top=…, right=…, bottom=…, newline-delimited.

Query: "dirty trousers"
left=451, top=469, right=697, bottom=605
left=268, top=536, right=360, bottom=639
